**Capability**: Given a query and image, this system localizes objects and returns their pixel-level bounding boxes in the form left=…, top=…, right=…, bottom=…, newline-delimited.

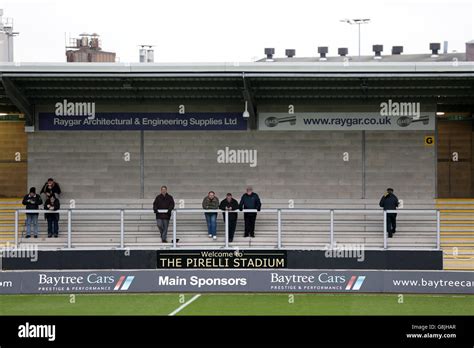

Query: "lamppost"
left=340, top=18, right=371, bottom=56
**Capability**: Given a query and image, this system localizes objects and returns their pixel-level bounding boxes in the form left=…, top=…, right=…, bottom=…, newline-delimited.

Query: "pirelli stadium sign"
left=0, top=270, right=472, bottom=294
left=157, top=250, right=287, bottom=268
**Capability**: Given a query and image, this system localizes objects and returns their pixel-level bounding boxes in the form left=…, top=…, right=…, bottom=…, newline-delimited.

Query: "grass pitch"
left=0, top=293, right=472, bottom=316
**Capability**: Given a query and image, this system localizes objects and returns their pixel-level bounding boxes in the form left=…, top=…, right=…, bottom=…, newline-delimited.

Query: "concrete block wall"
left=144, top=131, right=363, bottom=200
left=365, top=131, right=436, bottom=199
left=26, top=129, right=435, bottom=201
left=27, top=132, right=140, bottom=199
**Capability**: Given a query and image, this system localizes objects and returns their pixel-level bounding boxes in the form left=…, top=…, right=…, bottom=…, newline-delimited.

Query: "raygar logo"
left=55, top=99, right=96, bottom=119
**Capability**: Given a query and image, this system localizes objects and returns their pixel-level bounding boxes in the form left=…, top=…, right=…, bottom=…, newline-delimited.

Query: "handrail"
left=11, top=208, right=441, bottom=251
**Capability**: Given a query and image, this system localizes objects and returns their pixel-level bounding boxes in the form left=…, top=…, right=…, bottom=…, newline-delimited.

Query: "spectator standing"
left=202, top=191, right=219, bottom=240
left=153, top=186, right=175, bottom=243
left=379, top=188, right=400, bottom=238
left=22, top=187, right=43, bottom=238
left=44, top=194, right=60, bottom=238
left=239, top=186, right=261, bottom=238
left=219, top=193, right=239, bottom=243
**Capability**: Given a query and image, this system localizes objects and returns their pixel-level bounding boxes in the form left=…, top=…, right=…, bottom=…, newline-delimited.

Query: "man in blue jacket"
left=379, top=188, right=399, bottom=238
left=239, top=186, right=262, bottom=238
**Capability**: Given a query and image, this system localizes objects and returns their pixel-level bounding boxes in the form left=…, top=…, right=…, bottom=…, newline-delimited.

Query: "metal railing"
left=11, top=208, right=441, bottom=250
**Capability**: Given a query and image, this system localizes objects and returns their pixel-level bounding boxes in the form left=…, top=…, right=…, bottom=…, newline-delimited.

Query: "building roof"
left=0, top=59, right=473, bottom=75
left=0, top=60, right=473, bottom=127
left=259, top=52, right=467, bottom=63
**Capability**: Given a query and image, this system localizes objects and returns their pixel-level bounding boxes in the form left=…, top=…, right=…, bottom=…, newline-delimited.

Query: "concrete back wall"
left=27, top=129, right=435, bottom=201
left=27, top=132, right=140, bottom=199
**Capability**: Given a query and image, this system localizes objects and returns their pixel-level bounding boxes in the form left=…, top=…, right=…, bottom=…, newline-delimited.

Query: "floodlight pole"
left=340, top=19, right=371, bottom=57
left=358, top=23, right=361, bottom=56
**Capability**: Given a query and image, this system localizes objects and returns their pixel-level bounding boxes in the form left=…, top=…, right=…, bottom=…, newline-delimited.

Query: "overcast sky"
left=2, top=0, right=473, bottom=63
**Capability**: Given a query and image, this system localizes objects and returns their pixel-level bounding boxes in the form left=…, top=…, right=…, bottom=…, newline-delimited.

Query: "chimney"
left=264, top=48, right=275, bottom=61
left=372, top=45, right=383, bottom=59
left=466, top=40, right=474, bottom=61
left=338, top=47, right=348, bottom=57
left=285, top=49, right=295, bottom=58
left=391, top=46, right=403, bottom=55
left=430, top=42, right=440, bottom=57
left=318, top=46, right=328, bottom=61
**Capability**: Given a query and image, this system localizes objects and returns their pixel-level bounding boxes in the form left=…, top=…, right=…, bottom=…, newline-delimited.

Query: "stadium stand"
left=2, top=198, right=473, bottom=270
left=5, top=198, right=437, bottom=249
left=436, top=199, right=474, bottom=270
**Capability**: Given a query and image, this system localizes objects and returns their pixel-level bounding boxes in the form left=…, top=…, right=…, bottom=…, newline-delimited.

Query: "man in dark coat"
left=219, top=193, right=239, bottom=242
left=40, top=178, right=62, bottom=199
left=239, top=186, right=262, bottom=238
left=22, top=187, right=43, bottom=238
left=44, top=194, right=60, bottom=238
left=379, top=188, right=399, bottom=238
left=153, top=186, right=175, bottom=243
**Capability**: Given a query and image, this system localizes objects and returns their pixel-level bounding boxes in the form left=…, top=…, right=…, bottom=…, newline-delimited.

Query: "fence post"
left=277, top=209, right=282, bottom=249
left=436, top=210, right=441, bottom=250
left=172, top=210, right=177, bottom=249
left=67, top=209, right=72, bottom=249
left=330, top=210, right=334, bottom=247
left=14, top=210, right=19, bottom=248
left=225, top=210, right=229, bottom=248
left=120, top=209, right=124, bottom=249
left=383, top=210, right=387, bottom=250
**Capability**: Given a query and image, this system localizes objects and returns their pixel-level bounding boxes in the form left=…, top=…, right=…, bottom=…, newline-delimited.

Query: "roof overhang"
left=1, top=62, right=473, bottom=126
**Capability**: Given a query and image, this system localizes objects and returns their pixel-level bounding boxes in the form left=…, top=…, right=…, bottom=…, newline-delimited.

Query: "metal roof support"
left=242, top=72, right=257, bottom=130
left=1, top=76, right=34, bottom=126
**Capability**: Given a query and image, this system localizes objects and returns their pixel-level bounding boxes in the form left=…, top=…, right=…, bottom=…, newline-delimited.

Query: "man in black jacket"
left=44, top=194, right=60, bottom=238
left=22, top=187, right=43, bottom=238
left=379, top=188, right=399, bottom=238
left=239, top=186, right=262, bottom=238
left=153, top=186, right=175, bottom=243
left=40, top=178, right=61, bottom=199
left=219, top=193, right=239, bottom=242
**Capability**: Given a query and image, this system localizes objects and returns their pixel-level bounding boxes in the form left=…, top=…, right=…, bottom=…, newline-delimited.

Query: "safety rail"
left=9, top=208, right=441, bottom=250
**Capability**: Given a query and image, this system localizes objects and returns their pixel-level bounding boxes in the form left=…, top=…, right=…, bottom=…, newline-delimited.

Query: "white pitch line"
left=168, top=294, right=201, bottom=316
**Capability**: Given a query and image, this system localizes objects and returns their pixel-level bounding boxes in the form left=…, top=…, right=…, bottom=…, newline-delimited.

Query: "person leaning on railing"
left=379, top=188, right=400, bottom=239
left=202, top=191, right=220, bottom=240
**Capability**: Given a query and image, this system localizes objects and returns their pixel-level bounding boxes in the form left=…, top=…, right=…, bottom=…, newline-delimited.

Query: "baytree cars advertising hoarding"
left=0, top=270, right=472, bottom=294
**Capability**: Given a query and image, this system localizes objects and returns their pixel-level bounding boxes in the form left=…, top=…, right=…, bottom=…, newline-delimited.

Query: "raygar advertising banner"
left=0, top=270, right=472, bottom=294
left=38, top=112, right=247, bottom=131
left=258, top=112, right=436, bottom=131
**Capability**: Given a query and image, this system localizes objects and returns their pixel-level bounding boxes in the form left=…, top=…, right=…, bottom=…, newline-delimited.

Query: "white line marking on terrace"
left=168, top=294, right=201, bottom=316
